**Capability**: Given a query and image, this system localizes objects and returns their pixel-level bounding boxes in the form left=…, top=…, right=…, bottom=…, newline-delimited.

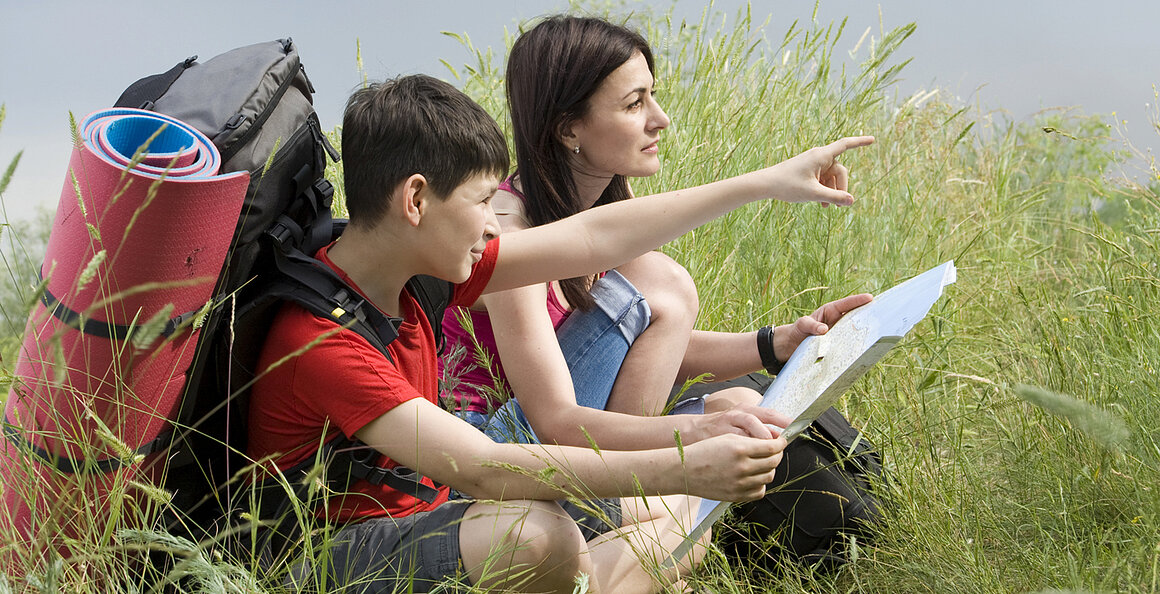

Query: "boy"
left=248, top=74, right=872, bottom=593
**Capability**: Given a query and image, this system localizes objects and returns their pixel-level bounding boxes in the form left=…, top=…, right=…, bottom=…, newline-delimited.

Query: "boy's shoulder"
left=253, top=299, right=431, bottom=439
left=451, top=238, right=502, bottom=307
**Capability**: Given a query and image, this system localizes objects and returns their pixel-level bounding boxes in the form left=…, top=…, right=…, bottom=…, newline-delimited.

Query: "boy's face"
left=420, top=173, right=501, bottom=283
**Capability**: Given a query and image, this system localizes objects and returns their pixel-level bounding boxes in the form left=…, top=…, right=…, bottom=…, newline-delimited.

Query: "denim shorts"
left=283, top=498, right=622, bottom=593
left=471, top=269, right=651, bottom=444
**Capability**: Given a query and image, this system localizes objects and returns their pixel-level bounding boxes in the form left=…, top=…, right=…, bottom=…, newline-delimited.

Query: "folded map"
left=667, top=260, right=958, bottom=566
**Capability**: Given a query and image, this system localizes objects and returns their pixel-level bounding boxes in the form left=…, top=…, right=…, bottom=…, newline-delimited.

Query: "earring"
left=572, top=146, right=581, bottom=154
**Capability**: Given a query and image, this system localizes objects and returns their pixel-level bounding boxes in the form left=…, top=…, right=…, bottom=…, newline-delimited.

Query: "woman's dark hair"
left=507, top=15, right=654, bottom=310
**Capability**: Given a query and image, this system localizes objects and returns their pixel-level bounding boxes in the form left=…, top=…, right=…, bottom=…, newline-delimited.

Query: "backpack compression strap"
left=36, top=268, right=202, bottom=343
left=2, top=415, right=165, bottom=474
left=12, top=267, right=204, bottom=475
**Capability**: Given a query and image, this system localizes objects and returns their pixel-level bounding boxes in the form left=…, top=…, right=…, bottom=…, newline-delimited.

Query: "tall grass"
left=627, top=6, right=1159, bottom=593
left=445, top=3, right=1160, bottom=592
left=2, top=1, right=1159, bottom=591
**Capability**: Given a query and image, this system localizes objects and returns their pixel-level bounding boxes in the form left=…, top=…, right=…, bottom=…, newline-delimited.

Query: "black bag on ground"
left=672, top=372, right=884, bottom=571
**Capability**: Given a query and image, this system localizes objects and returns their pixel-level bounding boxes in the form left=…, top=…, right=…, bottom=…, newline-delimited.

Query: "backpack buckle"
left=267, top=216, right=303, bottom=247
left=329, top=287, right=357, bottom=311
left=312, top=178, right=334, bottom=210
left=345, top=441, right=377, bottom=468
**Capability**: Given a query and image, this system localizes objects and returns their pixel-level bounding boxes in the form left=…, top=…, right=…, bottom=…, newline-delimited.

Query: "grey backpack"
left=115, top=38, right=340, bottom=275
left=114, top=38, right=344, bottom=537
left=114, top=40, right=450, bottom=555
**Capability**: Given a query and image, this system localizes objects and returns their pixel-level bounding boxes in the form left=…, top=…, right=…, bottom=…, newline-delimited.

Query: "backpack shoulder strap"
left=114, top=55, right=198, bottom=110
left=405, top=274, right=454, bottom=351
left=260, top=245, right=454, bottom=360
left=259, top=221, right=400, bottom=359
left=250, top=224, right=446, bottom=494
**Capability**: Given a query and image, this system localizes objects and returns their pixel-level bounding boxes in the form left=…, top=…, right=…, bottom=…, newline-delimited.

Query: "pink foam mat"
left=1, top=108, right=248, bottom=545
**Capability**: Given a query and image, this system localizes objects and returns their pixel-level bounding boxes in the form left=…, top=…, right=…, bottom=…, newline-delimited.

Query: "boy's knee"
left=499, top=501, right=591, bottom=591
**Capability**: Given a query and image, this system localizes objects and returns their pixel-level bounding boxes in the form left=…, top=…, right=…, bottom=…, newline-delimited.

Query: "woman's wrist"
left=756, top=325, right=783, bottom=375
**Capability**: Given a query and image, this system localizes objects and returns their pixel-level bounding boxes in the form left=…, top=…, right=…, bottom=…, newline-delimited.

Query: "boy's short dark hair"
left=341, top=74, right=510, bottom=228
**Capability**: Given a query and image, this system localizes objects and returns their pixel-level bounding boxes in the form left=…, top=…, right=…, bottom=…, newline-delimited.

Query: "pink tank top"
left=440, top=178, right=573, bottom=413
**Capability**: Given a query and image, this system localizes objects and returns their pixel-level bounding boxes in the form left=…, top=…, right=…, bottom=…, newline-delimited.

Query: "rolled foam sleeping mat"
left=0, top=108, right=248, bottom=547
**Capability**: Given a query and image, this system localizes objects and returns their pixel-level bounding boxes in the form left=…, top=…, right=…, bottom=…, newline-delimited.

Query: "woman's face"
left=566, top=51, right=671, bottom=180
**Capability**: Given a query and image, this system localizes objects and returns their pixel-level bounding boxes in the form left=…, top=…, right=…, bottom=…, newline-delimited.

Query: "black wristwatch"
left=757, top=325, right=784, bottom=375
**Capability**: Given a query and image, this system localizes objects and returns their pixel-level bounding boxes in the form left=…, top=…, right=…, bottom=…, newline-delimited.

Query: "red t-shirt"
left=247, top=238, right=500, bottom=522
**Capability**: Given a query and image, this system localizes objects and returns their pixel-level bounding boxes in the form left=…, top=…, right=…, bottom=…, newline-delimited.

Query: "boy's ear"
left=399, top=173, right=428, bottom=227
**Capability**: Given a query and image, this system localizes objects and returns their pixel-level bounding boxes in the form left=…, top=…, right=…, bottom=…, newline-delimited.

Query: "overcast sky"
left=2, top=1, right=1158, bottom=224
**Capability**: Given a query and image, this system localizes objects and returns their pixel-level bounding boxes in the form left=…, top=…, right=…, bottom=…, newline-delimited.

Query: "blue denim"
left=561, top=269, right=651, bottom=409
left=670, top=395, right=707, bottom=415
left=472, top=270, right=651, bottom=444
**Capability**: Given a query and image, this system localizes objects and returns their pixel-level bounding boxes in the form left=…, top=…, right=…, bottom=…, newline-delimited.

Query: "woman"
left=442, top=15, right=870, bottom=449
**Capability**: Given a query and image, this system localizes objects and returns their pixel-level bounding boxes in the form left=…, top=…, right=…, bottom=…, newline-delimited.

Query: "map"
left=667, top=260, right=958, bottom=566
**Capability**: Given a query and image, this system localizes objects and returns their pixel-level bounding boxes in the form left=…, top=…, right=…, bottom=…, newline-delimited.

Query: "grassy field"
left=611, top=7, right=1160, bottom=593
left=2, top=2, right=1159, bottom=592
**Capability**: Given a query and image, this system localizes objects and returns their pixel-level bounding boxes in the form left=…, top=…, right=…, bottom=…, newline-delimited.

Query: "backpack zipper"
left=220, top=59, right=302, bottom=164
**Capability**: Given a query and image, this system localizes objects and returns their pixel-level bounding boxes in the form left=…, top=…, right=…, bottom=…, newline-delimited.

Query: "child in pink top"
left=442, top=177, right=650, bottom=439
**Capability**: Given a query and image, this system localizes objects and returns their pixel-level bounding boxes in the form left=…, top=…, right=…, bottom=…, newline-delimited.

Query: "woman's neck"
left=571, top=168, right=613, bottom=211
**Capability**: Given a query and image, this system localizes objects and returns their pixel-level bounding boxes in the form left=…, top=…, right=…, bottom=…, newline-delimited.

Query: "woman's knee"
left=703, top=386, right=762, bottom=413
left=618, top=495, right=710, bottom=575
left=617, top=251, right=698, bottom=323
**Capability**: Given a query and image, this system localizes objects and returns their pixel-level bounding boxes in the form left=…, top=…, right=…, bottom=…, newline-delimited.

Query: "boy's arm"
left=354, top=396, right=784, bottom=503
left=479, top=284, right=788, bottom=448
left=484, top=136, right=873, bottom=295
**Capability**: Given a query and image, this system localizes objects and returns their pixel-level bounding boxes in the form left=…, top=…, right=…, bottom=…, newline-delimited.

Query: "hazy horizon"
left=3, top=0, right=1157, bottom=224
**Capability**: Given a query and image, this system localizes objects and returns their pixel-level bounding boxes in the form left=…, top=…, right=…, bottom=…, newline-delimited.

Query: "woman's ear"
left=555, top=119, right=579, bottom=152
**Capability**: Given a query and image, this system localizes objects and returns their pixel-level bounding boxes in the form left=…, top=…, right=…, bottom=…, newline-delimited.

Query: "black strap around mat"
left=2, top=416, right=169, bottom=474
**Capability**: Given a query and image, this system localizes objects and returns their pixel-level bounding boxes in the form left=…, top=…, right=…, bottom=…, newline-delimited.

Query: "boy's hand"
left=773, top=292, right=874, bottom=362
left=767, top=136, right=875, bottom=206
left=682, top=433, right=786, bottom=502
